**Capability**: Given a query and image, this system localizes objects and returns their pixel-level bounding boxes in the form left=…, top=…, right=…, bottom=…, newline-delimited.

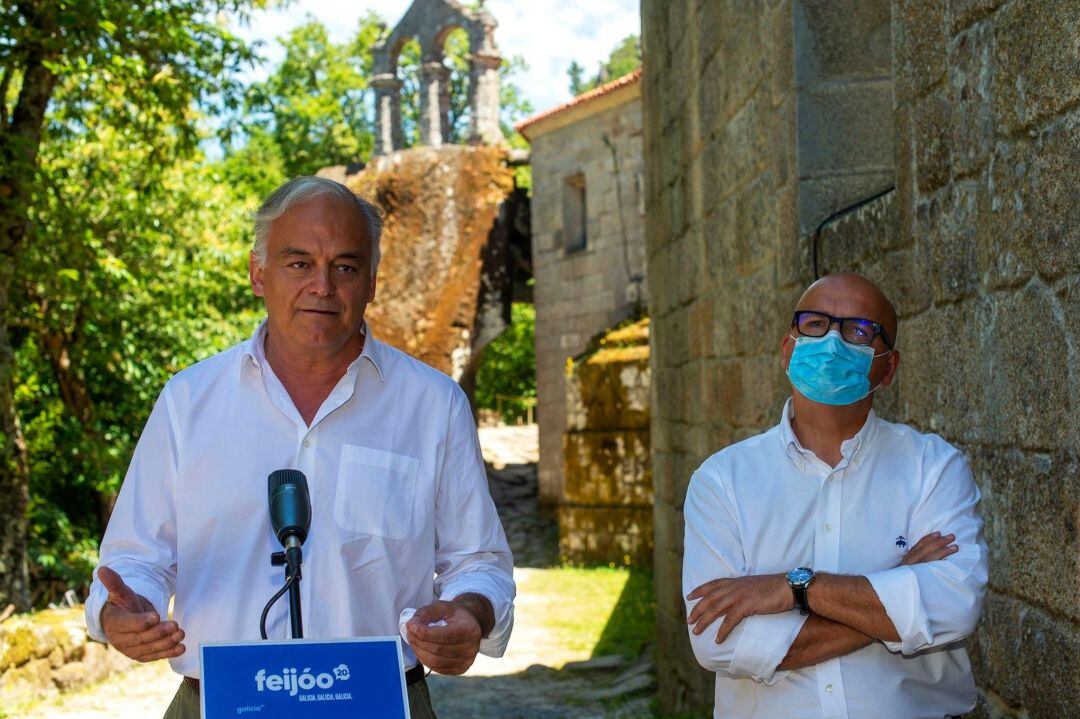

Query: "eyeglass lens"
left=796, top=312, right=877, bottom=346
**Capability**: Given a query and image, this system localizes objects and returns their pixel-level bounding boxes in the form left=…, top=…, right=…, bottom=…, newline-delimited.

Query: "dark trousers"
left=163, top=675, right=438, bottom=719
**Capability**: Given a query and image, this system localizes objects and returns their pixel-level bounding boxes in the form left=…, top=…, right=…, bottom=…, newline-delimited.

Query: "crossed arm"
left=682, top=451, right=987, bottom=680
left=686, top=532, right=957, bottom=671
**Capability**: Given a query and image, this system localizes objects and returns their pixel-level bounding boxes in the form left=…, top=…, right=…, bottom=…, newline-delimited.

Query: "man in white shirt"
left=683, top=273, right=988, bottom=719
left=84, top=176, right=515, bottom=718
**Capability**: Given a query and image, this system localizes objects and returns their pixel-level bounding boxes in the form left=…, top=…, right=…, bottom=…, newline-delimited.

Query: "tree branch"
left=0, top=62, right=13, bottom=129
left=0, top=49, right=57, bottom=254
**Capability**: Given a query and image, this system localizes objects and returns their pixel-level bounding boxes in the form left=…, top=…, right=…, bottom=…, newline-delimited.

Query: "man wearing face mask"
left=681, top=273, right=988, bottom=719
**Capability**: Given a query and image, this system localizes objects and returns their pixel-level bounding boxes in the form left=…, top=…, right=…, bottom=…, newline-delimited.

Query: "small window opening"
left=562, top=173, right=587, bottom=252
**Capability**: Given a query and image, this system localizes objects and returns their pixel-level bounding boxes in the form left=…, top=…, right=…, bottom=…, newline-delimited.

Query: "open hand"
left=405, top=600, right=484, bottom=675
left=98, top=566, right=185, bottom=662
left=686, top=574, right=792, bottom=645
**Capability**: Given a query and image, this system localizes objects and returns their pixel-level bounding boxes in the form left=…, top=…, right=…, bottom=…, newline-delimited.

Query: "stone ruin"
left=371, top=0, right=503, bottom=155
left=561, top=319, right=652, bottom=565
left=328, top=3, right=530, bottom=393
left=345, top=146, right=521, bottom=384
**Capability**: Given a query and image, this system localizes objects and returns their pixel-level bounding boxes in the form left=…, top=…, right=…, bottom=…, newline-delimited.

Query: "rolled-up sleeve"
left=84, top=387, right=179, bottom=642
left=683, top=465, right=807, bottom=684
left=866, top=447, right=988, bottom=655
left=433, top=389, right=516, bottom=657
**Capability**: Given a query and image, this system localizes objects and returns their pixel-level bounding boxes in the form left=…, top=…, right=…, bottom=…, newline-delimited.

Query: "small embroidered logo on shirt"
left=895, top=535, right=907, bottom=548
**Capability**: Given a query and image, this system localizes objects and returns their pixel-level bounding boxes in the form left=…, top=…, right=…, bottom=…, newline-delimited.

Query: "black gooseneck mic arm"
left=260, top=469, right=311, bottom=640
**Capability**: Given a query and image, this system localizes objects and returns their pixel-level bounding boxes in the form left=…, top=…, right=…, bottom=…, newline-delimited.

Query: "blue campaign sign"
left=200, top=636, right=410, bottom=719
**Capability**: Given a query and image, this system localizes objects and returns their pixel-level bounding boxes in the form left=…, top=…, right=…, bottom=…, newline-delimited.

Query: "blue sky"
left=230, top=0, right=641, bottom=116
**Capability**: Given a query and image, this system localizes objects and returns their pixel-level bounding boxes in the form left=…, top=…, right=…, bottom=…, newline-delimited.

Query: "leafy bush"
left=474, top=303, right=537, bottom=424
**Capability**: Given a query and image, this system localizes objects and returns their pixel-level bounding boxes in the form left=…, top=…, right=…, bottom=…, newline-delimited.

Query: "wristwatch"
left=787, top=567, right=816, bottom=615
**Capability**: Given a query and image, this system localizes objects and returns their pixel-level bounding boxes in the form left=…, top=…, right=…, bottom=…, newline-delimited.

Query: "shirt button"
left=824, top=522, right=832, bottom=532
left=302, top=440, right=311, bottom=448
left=826, top=683, right=833, bottom=693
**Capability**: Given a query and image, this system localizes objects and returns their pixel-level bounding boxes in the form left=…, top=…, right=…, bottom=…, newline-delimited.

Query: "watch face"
left=788, top=567, right=813, bottom=586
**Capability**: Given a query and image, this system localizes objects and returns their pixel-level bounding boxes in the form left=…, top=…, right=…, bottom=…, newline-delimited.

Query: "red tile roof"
left=515, top=67, right=643, bottom=135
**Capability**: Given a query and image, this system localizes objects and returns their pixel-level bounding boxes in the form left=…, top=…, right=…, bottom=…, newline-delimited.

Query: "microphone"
left=268, top=469, right=311, bottom=565
left=263, top=469, right=310, bottom=639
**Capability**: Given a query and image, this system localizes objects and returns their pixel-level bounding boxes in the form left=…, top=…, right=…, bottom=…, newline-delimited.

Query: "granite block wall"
left=643, top=0, right=1079, bottom=715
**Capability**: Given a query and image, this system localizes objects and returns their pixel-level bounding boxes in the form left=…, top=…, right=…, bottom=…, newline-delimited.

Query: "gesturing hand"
left=405, top=600, right=484, bottom=676
left=686, top=573, right=792, bottom=645
left=98, top=566, right=186, bottom=662
left=899, top=532, right=957, bottom=566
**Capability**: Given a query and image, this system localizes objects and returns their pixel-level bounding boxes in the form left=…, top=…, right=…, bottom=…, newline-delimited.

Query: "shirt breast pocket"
left=335, top=445, right=419, bottom=540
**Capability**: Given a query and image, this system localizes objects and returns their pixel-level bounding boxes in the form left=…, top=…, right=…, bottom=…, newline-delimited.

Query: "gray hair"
left=252, top=176, right=383, bottom=278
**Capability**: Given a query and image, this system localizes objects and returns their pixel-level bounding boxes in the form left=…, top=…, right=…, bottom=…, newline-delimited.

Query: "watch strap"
left=793, top=583, right=811, bottom=615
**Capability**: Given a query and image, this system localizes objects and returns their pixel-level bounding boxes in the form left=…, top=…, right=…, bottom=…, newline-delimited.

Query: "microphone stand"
left=271, top=540, right=304, bottom=638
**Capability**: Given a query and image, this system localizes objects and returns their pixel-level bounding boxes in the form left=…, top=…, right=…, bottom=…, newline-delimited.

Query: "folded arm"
left=430, top=388, right=516, bottom=659
left=801, top=451, right=988, bottom=654
left=777, top=616, right=871, bottom=671
left=683, top=467, right=807, bottom=684
left=861, top=449, right=988, bottom=654
left=797, top=528, right=965, bottom=644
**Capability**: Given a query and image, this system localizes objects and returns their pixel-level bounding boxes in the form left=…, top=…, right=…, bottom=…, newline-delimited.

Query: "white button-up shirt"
left=85, top=321, right=515, bottom=677
left=683, top=399, right=988, bottom=719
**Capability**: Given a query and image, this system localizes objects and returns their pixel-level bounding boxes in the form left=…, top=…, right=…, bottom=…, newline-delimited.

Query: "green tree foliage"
left=244, top=14, right=381, bottom=177
left=475, top=303, right=536, bottom=424
left=568, top=34, right=642, bottom=95
left=13, top=66, right=276, bottom=603
left=4, top=3, right=534, bottom=606
left=567, top=60, right=587, bottom=96
left=0, top=0, right=266, bottom=610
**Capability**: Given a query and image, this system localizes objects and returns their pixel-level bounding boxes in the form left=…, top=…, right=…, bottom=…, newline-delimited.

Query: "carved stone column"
left=469, top=53, right=502, bottom=145
left=371, top=73, right=404, bottom=156
left=439, top=69, right=454, bottom=144
left=419, top=62, right=451, bottom=147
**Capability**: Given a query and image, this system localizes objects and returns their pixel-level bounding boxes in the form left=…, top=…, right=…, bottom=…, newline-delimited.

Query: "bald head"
left=795, top=273, right=897, bottom=346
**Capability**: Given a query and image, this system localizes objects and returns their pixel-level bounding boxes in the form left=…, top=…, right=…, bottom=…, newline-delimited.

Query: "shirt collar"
left=239, top=319, right=386, bottom=383
left=778, top=397, right=878, bottom=469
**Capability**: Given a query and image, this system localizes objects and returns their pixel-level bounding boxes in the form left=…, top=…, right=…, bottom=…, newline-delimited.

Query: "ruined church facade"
left=370, top=0, right=502, bottom=155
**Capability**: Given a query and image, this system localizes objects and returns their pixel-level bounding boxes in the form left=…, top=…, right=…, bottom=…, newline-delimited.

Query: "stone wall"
left=346, top=146, right=515, bottom=380
left=524, top=81, right=648, bottom=506
left=641, top=0, right=804, bottom=708
left=0, top=607, right=132, bottom=709
left=642, top=0, right=1079, bottom=716
left=561, top=319, right=652, bottom=565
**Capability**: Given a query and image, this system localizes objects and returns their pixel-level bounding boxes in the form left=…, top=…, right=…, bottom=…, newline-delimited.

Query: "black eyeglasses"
left=791, top=310, right=893, bottom=348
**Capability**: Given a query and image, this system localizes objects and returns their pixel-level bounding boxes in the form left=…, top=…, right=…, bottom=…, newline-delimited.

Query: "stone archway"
left=371, top=0, right=503, bottom=155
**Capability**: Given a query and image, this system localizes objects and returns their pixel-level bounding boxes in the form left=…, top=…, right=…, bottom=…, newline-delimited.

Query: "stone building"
left=370, top=0, right=503, bottom=155
left=517, top=70, right=648, bottom=507
left=641, top=1, right=1078, bottom=717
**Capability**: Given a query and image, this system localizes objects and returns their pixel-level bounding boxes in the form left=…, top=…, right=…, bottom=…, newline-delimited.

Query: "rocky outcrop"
left=346, top=145, right=516, bottom=380
left=0, top=607, right=132, bottom=707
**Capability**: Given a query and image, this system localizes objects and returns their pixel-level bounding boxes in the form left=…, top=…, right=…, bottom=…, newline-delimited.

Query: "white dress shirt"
left=85, top=321, right=515, bottom=677
left=683, top=399, right=988, bottom=719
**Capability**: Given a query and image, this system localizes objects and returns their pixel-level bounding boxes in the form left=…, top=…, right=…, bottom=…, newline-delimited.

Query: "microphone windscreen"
left=269, top=468, right=308, bottom=495
left=267, top=469, right=311, bottom=545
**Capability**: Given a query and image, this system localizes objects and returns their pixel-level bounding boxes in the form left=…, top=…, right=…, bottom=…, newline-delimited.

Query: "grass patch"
left=519, top=565, right=655, bottom=659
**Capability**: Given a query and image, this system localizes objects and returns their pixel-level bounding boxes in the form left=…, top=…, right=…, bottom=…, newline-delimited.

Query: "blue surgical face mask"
left=786, top=330, right=891, bottom=406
